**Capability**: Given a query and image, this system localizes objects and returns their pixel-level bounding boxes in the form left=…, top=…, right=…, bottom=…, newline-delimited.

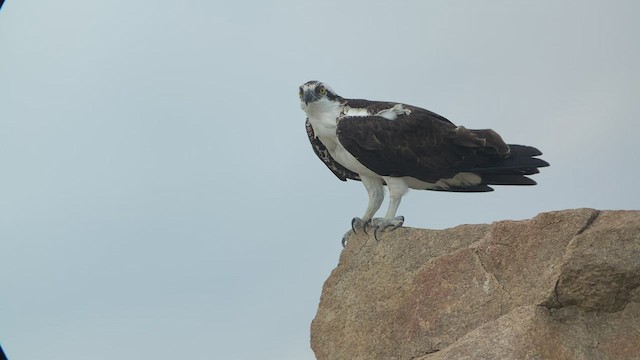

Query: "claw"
left=351, top=218, right=358, bottom=233
left=351, top=217, right=370, bottom=234
left=362, top=219, right=372, bottom=235
left=374, top=226, right=383, bottom=241
left=372, top=216, right=405, bottom=241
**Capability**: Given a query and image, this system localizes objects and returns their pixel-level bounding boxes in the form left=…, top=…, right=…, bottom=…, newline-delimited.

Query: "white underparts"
left=403, top=172, right=482, bottom=190
left=305, top=99, right=380, bottom=177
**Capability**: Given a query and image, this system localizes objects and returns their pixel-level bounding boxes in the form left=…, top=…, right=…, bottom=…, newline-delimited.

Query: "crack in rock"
left=474, top=249, right=512, bottom=299
left=542, top=278, right=563, bottom=309
left=541, top=210, right=602, bottom=310
left=409, top=348, right=440, bottom=359
left=575, top=209, right=600, bottom=236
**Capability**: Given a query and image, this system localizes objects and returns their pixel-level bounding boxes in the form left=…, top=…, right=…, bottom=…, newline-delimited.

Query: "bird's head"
left=299, top=81, right=342, bottom=111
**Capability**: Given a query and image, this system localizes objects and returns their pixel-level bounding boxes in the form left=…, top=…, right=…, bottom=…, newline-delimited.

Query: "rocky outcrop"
left=311, top=209, right=640, bottom=360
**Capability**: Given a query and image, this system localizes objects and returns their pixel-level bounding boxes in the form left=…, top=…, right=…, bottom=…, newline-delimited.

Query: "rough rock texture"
left=311, top=209, right=640, bottom=360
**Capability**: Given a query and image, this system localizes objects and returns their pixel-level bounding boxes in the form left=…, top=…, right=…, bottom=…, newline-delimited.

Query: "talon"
left=351, top=218, right=358, bottom=233
left=372, top=216, right=405, bottom=241
left=351, top=217, right=370, bottom=234
left=374, top=227, right=383, bottom=241
left=362, top=219, right=372, bottom=235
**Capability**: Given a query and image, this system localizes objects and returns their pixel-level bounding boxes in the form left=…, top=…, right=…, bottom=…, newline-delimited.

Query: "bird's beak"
left=304, top=91, right=315, bottom=105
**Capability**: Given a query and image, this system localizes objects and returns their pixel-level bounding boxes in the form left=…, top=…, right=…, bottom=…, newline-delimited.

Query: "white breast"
left=304, top=99, right=380, bottom=177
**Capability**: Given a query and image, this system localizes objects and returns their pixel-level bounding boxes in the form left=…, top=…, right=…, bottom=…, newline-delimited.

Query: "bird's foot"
left=371, top=216, right=404, bottom=241
left=351, top=217, right=371, bottom=234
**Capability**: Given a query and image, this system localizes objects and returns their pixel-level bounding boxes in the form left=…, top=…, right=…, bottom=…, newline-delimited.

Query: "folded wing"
left=336, top=107, right=548, bottom=191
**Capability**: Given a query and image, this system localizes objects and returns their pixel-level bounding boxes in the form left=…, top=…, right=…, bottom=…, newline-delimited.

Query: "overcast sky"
left=1, top=1, right=639, bottom=359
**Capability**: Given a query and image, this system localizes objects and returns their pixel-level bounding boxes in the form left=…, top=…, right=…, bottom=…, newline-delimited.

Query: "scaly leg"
left=351, top=175, right=384, bottom=234
left=372, top=177, right=408, bottom=240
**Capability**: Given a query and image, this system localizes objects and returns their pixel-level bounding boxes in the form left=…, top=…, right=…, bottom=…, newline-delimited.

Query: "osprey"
left=300, top=80, right=549, bottom=242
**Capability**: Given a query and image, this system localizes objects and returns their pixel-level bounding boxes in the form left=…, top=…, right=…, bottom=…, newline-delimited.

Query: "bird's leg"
left=373, top=177, right=408, bottom=240
left=351, top=176, right=384, bottom=234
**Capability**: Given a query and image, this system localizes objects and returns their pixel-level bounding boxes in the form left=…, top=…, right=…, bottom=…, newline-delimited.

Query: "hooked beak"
left=303, top=91, right=316, bottom=105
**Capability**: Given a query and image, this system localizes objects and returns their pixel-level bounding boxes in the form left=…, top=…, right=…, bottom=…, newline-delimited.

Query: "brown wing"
left=336, top=109, right=548, bottom=187
left=305, top=119, right=360, bottom=182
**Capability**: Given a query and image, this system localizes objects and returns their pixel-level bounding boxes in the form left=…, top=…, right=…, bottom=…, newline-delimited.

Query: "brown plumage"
left=307, top=97, right=548, bottom=191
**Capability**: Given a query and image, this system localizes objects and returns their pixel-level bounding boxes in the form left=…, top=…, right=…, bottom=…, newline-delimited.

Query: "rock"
left=311, top=209, right=640, bottom=360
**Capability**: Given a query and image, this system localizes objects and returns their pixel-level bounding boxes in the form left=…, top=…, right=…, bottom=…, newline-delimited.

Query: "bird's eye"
left=299, top=87, right=304, bottom=99
left=319, top=86, right=327, bottom=96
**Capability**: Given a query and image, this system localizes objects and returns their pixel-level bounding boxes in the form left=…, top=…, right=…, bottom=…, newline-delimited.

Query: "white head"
left=299, top=81, right=342, bottom=113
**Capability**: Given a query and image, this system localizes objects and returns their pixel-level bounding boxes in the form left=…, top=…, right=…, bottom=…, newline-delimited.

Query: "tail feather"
left=481, top=174, right=537, bottom=186
left=473, top=144, right=548, bottom=186
left=433, top=184, right=495, bottom=192
left=474, top=157, right=549, bottom=172
left=508, top=144, right=543, bottom=157
left=473, top=167, right=540, bottom=175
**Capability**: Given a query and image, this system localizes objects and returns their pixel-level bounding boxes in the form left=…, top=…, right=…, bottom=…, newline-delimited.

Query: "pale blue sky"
left=1, top=1, right=639, bottom=359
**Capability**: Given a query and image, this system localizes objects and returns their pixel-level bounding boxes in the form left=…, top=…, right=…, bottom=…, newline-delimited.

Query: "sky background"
left=1, top=1, right=639, bottom=359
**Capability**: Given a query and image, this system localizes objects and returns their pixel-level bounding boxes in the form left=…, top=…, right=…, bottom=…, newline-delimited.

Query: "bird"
left=300, top=80, right=549, bottom=243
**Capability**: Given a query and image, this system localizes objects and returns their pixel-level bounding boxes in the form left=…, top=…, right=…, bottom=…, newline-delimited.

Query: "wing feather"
left=336, top=111, right=468, bottom=182
left=335, top=106, right=547, bottom=186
